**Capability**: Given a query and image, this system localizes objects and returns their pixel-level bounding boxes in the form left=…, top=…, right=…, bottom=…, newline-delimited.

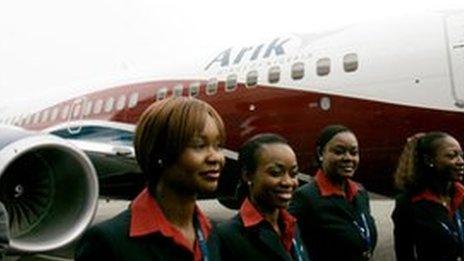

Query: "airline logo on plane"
left=205, top=38, right=290, bottom=70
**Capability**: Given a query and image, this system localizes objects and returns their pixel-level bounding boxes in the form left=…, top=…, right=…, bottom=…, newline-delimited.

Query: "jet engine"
left=0, top=126, right=98, bottom=253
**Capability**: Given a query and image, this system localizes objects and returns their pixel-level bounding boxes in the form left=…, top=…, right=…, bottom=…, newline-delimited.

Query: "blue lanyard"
left=455, top=211, right=464, bottom=244
left=439, top=211, right=464, bottom=244
left=193, top=215, right=209, bottom=261
left=292, top=238, right=305, bottom=261
left=353, top=213, right=372, bottom=254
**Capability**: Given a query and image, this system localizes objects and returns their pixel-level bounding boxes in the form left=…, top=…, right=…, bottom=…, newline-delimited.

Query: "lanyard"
left=455, top=211, right=464, bottom=244
left=193, top=215, right=209, bottom=261
left=353, top=213, right=372, bottom=257
left=292, top=238, right=305, bottom=261
left=439, top=211, right=464, bottom=244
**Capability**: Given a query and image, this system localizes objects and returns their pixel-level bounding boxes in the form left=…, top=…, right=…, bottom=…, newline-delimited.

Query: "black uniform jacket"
left=288, top=170, right=377, bottom=261
left=392, top=182, right=464, bottom=261
left=213, top=198, right=310, bottom=261
left=75, top=188, right=215, bottom=261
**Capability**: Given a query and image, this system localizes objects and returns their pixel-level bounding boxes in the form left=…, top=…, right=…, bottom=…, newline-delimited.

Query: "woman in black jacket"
left=75, top=97, right=226, bottom=260
left=289, top=124, right=377, bottom=261
left=214, top=133, right=309, bottom=261
left=392, top=132, right=464, bottom=261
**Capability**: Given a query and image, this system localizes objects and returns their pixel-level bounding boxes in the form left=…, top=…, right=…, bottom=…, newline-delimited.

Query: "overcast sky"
left=1, top=0, right=464, bottom=112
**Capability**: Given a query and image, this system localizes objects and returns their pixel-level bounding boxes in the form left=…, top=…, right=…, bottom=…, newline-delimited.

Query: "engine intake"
left=0, top=126, right=98, bottom=253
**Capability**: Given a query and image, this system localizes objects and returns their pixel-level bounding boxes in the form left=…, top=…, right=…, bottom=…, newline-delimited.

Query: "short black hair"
left=239, top=133, right=289, bottom=175
left=316, top=124, right=353, bottom=164
left=234, top=133, right=289, bottom=206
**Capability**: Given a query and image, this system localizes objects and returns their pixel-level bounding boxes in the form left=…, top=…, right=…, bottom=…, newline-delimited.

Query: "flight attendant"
left=392, top=132, right=464, bottom=261
left=75, top=97, right=226, bottom=260
left=289, top=124, right=377, bottom=261
left=213, top=133, right=309, bottom=260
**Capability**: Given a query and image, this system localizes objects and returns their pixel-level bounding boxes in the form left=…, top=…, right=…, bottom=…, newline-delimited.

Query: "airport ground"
left=18, top=197, right=396, bottom=261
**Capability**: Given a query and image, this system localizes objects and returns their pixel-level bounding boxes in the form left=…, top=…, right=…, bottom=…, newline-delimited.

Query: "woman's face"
left=247, top=143, right=299, bottom=211
left=162, top=115, right=225, bottom=194
left=430, top=136, right=464, bottom=181
left=321, top=131, right=359, bottom=181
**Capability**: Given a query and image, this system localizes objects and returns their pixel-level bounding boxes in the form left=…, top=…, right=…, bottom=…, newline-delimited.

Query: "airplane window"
left=84, top=101, right=93, bottom=116
left=41, top=110, right=49, bottom=123
left=226, top=74, right=238, bottom=92
left=268, top=66, right=281, bottom=84
left=62, top=105, right=70, bottom=120
left=246, top=70, right=258, bottom=88
left=116, top=95, right=126, bottom=111
left=105, top=97, right=115, bottom=112
left=21, top=116, right=27, bottom=125
left=292, top=62, right=305, bottom=80
left=173, top=84, right=184, bottom=97
left=51, top=107, right=59, bottom=121
left=20, top=116, right=26, bottom=126
left=25, top=114, right=32, bottom=125
left=157, top=88, right=168, bottom=100
left=128, top=92, right=139, bottom=108
left=206, top=78, right=218, bottom=95
left=189, top=82, right=200, bottom=97
left=317, top=58, right=331, bottom=76
left=33, top=112, right=41, bottom=124
left=344, top=53, right=358, bottom=72
left=73, top=104, right=82, bottom=117
left=94, top=99, right=103, bottom=114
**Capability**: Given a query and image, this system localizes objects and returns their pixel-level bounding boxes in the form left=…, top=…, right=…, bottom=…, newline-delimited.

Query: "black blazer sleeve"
left=392, top=195, right=416, bottom=261
left=288, top=185, right=315, bottom=256
left=75, top=225, right=116, bottom=260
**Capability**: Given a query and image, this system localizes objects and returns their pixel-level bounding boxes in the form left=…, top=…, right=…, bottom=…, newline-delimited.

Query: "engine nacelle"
left=0, top=126, right=98, bottom=253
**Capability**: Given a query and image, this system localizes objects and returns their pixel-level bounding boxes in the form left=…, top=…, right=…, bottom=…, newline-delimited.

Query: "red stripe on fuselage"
left=23, top=79, right=464, bottom=195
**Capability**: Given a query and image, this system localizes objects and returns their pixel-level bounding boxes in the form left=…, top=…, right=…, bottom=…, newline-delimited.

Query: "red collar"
left=130, top=188, right=212, bottom=259
left=240, top=198, right=296, bottom=251
left=315, top=169, right=361, bottom=202
left=412, top=182, right=464, bottom=214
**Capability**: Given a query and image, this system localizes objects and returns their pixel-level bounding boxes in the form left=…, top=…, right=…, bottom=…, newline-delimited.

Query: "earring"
left=247, top=181, right=252, bottom=186
left=157, top=158, right=163, bottom=166
left=319, top=156, right=323, bottom=162
left=429, top=163, right=434, bottom=168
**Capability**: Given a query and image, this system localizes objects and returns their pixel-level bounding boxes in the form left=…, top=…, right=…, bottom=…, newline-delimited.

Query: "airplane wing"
left=43, top=121, right=146, bottom=200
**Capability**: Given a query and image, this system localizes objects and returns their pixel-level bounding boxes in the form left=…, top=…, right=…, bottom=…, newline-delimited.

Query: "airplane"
left=0, top=10, right=463, bottom=255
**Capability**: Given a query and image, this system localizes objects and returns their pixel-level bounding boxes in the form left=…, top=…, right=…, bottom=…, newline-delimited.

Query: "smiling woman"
left=392, top=132, right=464, bottom=261
left=212, top=133, right=310, bottom=260
left=289, top=124, right=378, bottom=261
left=75, top=97, right=226, bottom=260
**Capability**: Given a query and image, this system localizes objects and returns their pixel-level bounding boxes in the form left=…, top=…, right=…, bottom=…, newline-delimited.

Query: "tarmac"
left=18, top=197, right=397, bottom=261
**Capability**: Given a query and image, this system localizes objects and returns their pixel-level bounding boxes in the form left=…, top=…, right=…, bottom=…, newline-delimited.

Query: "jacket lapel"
left=327, top=196, right=357, bottom=220
left=256, top=225, right=292, bottom=261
